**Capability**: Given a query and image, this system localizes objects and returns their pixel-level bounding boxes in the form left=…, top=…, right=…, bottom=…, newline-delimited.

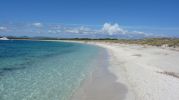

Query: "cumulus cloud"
left=59, top=23, right=128, bottom=35
left=102, top=23, right=126, bottom=35
left=100, top=23, right=154, bottom=37
left=0, top=22, right=166, bottom=38
left=37, top=22, right=156, bottom=37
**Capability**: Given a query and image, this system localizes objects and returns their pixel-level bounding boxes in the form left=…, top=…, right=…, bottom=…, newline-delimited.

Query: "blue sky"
left=0, top=0, right=179, bottom=38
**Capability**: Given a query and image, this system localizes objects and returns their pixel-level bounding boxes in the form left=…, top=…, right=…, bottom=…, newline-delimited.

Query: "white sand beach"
left=49, top=40, right=179, bottom=100
left=60, top=40, right=179, bottom=100
left=90, top=42, right=179, bottom=100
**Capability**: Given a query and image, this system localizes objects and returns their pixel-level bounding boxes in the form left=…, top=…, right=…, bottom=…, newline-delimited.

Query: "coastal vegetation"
left=62, top=38, right=179, bottom=48
left=1, top=36, right=179, bottom=48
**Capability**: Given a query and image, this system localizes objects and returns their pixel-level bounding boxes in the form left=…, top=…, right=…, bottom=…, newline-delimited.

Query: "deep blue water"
left=0, top=40, right=103, bottom=100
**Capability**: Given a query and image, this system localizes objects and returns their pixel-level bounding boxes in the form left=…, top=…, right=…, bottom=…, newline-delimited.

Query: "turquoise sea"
left=0, top=40, right=104, bottom=100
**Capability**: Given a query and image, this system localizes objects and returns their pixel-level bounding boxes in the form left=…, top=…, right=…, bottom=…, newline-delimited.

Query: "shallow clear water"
left=0, top=40, right=103, bottom=100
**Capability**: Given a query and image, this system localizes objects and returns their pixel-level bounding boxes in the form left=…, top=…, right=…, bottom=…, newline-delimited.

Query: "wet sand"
left=71, top=49, right=127, bottom=100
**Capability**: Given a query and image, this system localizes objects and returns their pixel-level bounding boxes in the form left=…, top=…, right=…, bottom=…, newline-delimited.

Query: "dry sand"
left=92, top=42, right=179, bottom=100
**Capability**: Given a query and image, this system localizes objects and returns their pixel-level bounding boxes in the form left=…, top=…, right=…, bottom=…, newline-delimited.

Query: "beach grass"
left=60, top=38, right=179, bottom=48
left=4, top=36, right=179, bottom=48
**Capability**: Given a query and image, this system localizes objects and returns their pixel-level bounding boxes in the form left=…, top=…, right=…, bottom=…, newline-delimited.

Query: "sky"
left=0, top=0, right=179, bottom=38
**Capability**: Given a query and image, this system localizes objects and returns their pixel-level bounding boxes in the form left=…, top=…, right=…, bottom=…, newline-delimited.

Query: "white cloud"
left=0, top=22, right=167, bottom=38
left=64, top=26, right=94, bottom=34
left=0, top=26, right=8, bottom=32
left=132, top=31, right=148, bottom=35
left=100, top=23, right=157, bottom=37
left=102, top=23, right=126, bottom=35
left=47, top=23, right=156, bottom=37
left=0, top=26, right=7, bottom=30
left=32, top=23, right=43, bottom=27
left=132, top=31, right=157, bottom=37
left=59, top=23, right=129, bottom=35
left=48, top=30, right=62, bottom=34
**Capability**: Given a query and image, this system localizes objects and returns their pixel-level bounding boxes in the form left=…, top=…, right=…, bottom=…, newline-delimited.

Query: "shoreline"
left=71, top=46, right=128, bottom=100
left=10, top=40, right=179, bottom=100
left=58, top=40, right=179, bottom=100
left=22, top=39, right=129, bottom=100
